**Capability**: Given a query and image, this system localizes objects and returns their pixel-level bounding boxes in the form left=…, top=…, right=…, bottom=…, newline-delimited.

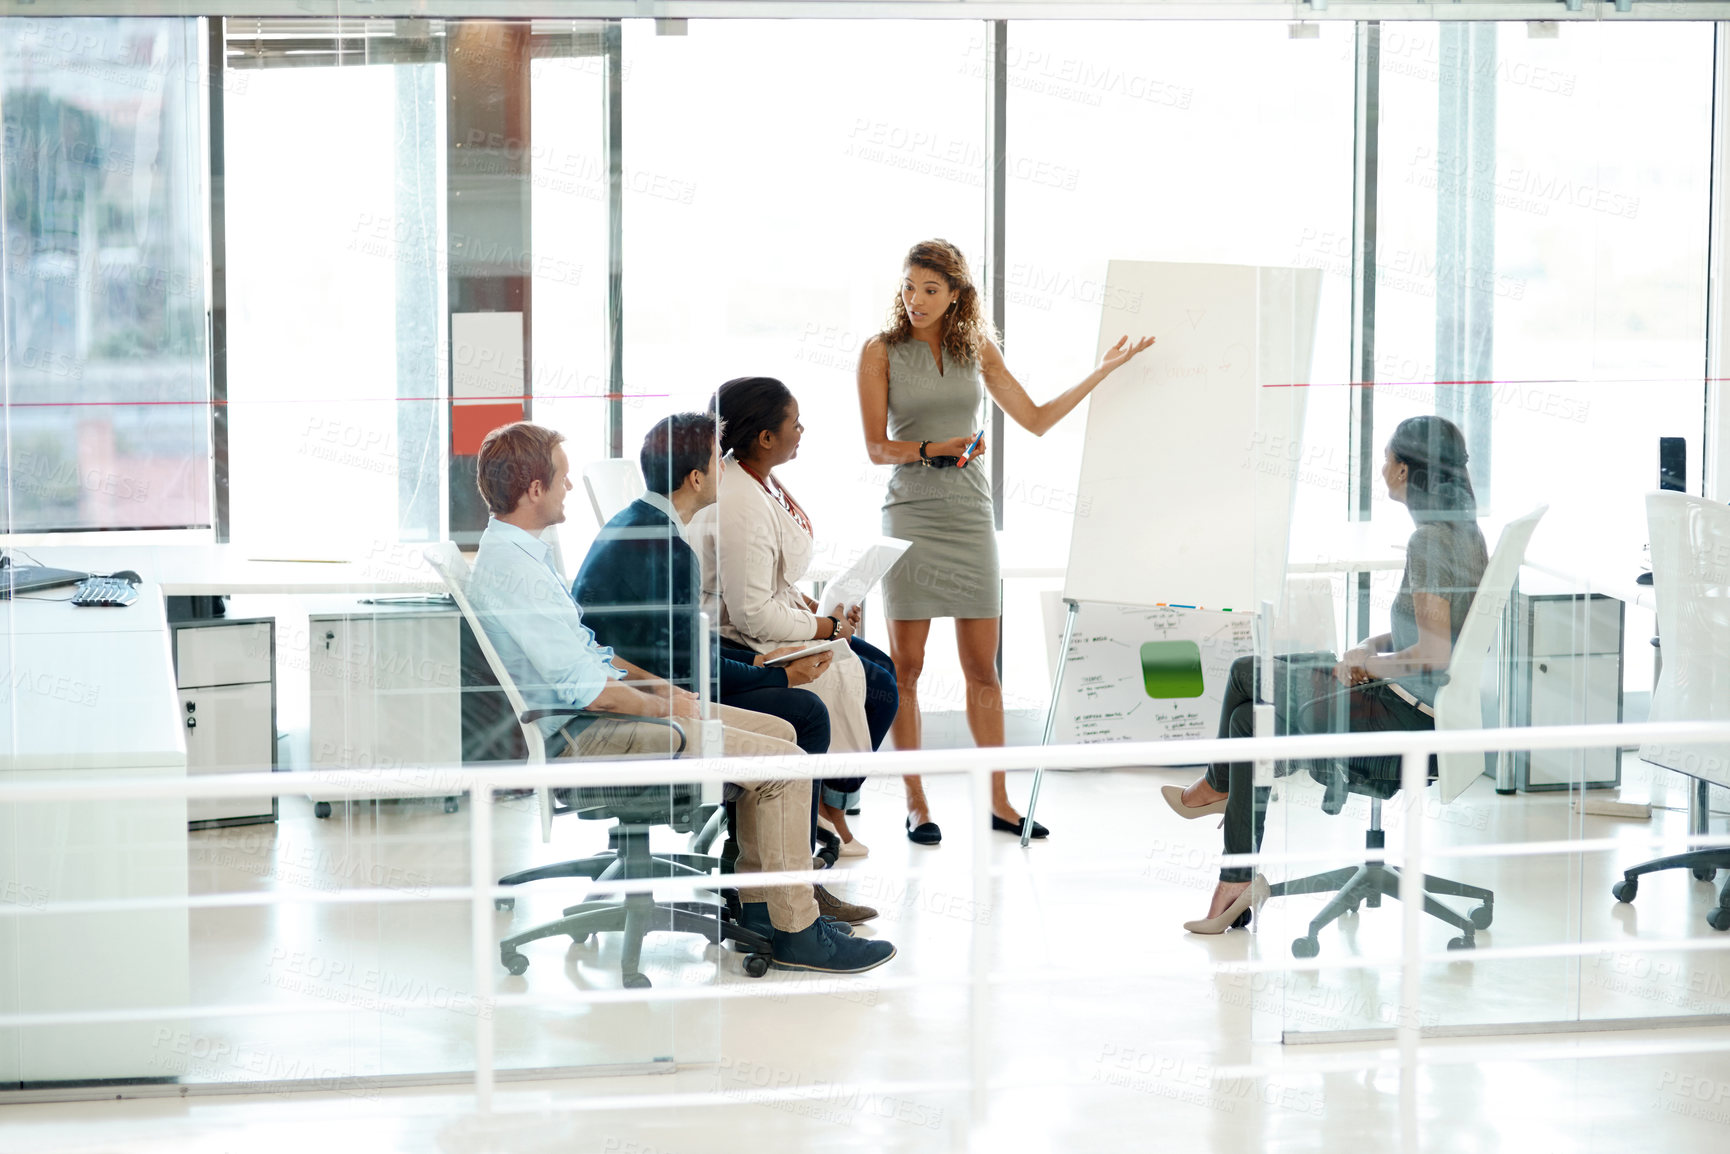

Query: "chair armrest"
left=517, top=708, right=688, bottom=754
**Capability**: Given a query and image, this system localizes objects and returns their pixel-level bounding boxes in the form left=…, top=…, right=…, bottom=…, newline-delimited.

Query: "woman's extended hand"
left=1098, top=334, right=1156, bottom=377
left=800, top=591, right=820, bottom=612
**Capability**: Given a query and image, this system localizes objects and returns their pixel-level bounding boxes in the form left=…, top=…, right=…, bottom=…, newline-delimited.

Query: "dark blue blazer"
left=572, top=498, right=788, bottom=697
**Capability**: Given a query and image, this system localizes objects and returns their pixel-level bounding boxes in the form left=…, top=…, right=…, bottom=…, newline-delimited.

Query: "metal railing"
left=2, top=718, right=1729, bottom=1152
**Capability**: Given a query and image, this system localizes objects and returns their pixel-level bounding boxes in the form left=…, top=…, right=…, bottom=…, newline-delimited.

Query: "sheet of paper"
left=821, top=537, right=912, bottom=616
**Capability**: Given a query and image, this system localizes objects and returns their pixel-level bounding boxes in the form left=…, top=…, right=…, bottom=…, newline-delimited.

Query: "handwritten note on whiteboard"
left=1045, top=596, right=1255, bottom=746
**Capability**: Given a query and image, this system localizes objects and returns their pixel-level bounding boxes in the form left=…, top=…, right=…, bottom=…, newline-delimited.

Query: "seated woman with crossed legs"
left=1161, top=415, right=1488, bottom=934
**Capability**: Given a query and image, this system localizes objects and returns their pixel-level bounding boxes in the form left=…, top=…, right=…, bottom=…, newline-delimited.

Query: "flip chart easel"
left=1020, top=261, right=1322, bottom=846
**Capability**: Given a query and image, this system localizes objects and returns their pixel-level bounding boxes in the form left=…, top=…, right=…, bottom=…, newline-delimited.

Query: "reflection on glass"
left=0, top=17, right=209, bottom=531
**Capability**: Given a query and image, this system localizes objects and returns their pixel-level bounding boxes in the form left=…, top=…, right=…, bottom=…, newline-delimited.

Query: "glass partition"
left=1254, top=20, right=1722, bottom=1042
left=1001, top=19, right=1356, bottom=729
left=4, top=10, right=1730, bottom=1125
left=619, top=18, right=989, bottom=544
left=0, top=16, right=211, bottom=532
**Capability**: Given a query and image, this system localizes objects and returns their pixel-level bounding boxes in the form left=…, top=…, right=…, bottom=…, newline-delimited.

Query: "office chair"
left=1269, top=507, right=1547, bottom=958
left=1615, top=493, right=1730, bottom=931
left=423, top=543, right=773, bottom=987
left=582, top=458, right=647, bottom=528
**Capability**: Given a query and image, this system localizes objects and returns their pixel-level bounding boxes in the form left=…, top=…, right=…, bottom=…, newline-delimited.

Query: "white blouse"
left=690, top=455, right=873, bottom=755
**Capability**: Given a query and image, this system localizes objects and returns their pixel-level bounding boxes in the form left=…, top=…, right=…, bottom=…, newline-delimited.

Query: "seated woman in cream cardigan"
left=690, top=377, right=899, bottom=857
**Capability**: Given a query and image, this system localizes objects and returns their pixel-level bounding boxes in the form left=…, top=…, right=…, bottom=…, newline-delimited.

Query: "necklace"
left=737, top=460, right=813, bottom=537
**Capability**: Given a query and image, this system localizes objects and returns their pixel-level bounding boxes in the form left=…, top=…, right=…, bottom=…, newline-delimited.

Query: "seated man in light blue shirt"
left=468, top=421, right=894, bottom=975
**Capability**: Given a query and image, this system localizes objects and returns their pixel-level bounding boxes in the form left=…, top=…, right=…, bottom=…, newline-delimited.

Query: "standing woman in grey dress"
left=857, top=239, right=1154, bottom=844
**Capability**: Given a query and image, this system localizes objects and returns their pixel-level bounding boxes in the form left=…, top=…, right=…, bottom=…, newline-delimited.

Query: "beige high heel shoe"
left=1182, top=876, right=1270, bottom=935
left=1161, top=783, right=1227, bottom=820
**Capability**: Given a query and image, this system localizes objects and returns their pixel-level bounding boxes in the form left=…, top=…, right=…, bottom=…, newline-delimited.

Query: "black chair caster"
left=1612, top=878, right=1638, bottom=903
left=1693, top=866, right=1718, bottom=882
left=501, top=950, right=529, bottom=975
left=314, top=801, right=332, bottom=819
left=1292, top=936, right=1320, bottom=959
left=1709, top=908, right=1730, bottom=932
left=623, top=972, right=652, bottom=989
left=1447, top=935, right=1475, bottom=950
left=1470, top=904, right=1493, bottom=930
left=570, top=933, right=590, bottom=945
left=444, top=796, right=460, bottom=814
left=743, top=954, right=771, bottom=978
left=494, top=896, right=515, bottom=912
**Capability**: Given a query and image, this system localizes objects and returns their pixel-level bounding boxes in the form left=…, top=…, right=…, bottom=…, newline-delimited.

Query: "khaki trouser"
left=561, top=703, right=818, bottom=933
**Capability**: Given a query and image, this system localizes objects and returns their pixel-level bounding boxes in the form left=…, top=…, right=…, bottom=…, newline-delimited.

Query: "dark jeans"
left=721, top=684, right=830, bottom=756
left=849, top=636, right=898, bottom=753
left=1206, top=653, right=1431, bottom=882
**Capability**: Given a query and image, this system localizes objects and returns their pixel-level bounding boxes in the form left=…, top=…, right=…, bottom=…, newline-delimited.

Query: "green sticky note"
left=1140, top=641, right=1205, bottom=699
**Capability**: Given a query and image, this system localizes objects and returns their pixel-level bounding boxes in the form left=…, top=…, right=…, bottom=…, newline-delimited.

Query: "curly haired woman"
left=857, top=239, right=1154, bottom=845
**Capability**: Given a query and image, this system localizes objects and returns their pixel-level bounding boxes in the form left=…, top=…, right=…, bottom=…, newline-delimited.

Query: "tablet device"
left=762, top=638, right=848, bottom=667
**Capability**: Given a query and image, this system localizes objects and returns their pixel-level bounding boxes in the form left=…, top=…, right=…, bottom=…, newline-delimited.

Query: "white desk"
left=0, top=546, right=434, bottom=1084
left=0, top=578, right=190, bottom=1084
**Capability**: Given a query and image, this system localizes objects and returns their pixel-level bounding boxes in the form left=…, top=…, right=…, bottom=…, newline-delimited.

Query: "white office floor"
left=4, top=748, right=1730, bottom=1153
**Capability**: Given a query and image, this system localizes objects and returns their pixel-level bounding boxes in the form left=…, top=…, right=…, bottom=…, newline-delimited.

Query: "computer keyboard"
left=72, top=577, right=139, bottom=607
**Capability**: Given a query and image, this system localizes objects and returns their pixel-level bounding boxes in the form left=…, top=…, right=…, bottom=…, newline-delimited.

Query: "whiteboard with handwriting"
left=1044, top=596, right=1255, bottom=746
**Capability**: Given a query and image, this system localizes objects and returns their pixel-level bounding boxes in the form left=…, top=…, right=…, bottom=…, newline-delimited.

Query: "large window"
left=1001, top=21, right=1357, bottom=704
left=1375, top=22, right=1713, bottom=690
left=528, top=45, right=611, bottom=563
left=619, top=20, right=989, bottom=538
left=224, top=56, right=446, bottom=552
left=0, top=17, right=210, bottom=531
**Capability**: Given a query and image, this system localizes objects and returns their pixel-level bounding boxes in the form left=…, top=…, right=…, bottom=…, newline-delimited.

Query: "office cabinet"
left=1509, top=592, right=1624, bottom=790
left=172, top=618, right=278, bottom=828
left=307, top=607, right=462, bottom=816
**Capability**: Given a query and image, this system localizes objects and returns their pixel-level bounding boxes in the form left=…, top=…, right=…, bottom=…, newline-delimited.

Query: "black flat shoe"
left=991, top=814, right=1049, bottom=839
left=905, top=815, right=942, bottom=845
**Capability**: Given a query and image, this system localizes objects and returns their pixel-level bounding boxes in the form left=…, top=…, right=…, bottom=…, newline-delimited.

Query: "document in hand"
left=822, top=537, right=913, bottom=617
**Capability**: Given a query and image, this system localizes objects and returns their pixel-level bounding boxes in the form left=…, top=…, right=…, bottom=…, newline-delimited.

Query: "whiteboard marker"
left=955, top=428, right=985, bottom=468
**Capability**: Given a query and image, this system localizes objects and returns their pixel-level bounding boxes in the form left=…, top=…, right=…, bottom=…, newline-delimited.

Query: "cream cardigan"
left=690, top=459, right=873, bottom=755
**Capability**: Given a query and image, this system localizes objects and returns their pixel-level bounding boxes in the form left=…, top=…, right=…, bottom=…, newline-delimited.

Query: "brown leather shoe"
left=814, top=884, right=877, bottom=924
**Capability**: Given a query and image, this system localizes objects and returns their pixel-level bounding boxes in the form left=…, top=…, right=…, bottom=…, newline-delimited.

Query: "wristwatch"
left=823, top=614, right=842, bottom=639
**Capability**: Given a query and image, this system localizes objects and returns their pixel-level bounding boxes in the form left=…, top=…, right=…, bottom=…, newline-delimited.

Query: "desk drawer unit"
left=172, top=618, right=278, bottom=828
left=1510, top=592, right=1624, bottom=790
left=307, top=610, right=462, bottom=817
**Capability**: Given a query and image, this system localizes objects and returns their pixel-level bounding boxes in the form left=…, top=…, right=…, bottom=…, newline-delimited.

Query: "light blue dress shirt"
left=469, top=517, right=625, bottom=737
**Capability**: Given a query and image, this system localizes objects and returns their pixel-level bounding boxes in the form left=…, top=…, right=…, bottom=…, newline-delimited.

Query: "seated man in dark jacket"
left=573, top=412, right=875, bottom=925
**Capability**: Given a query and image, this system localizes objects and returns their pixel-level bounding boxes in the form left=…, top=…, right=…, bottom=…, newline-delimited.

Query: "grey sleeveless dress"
left=880, top=339, right=1001, bottom=619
